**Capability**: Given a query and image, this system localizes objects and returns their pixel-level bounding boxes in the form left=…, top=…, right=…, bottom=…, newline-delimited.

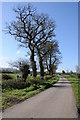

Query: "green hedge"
left=2, top=80, right=31, bottom=89
left=2, top=74, right=13, bottom=80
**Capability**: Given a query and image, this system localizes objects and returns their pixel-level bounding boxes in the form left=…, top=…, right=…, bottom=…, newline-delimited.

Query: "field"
left=62, top=74, right=80, bottom=112
left=2, top=73, right=59, bottom=110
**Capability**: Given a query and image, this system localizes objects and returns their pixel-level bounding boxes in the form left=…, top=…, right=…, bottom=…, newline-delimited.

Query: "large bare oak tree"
left=5, top=4, right=56, bottom=77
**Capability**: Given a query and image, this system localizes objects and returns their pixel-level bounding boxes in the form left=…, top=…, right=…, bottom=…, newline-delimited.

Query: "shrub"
left=32, top=79, right=42, bottom=85
left=2, top=74, right=13, bottom=80
left=62, top=70, right=66, bottom=74
left=44, top=75, right=52, bottom=80
left=2, top=80, right=31, bottom=89
left=77, top=74, right=80, bottom=78
left=27, top=76, right=42, bottom=85
left=23, top=85, right=35, bottom=92
left=44, top=82, right=53, bottom=89
left=40, top=81, right=53, bottom=89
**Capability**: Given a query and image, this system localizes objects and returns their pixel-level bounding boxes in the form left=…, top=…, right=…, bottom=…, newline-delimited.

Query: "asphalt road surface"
left=2, top=76, right=78, bottom=118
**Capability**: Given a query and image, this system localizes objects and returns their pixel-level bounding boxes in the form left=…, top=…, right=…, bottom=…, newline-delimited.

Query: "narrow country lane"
left=2, top=76, right=78, bottom=118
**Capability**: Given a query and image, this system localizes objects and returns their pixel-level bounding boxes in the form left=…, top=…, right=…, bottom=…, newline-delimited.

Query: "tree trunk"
left=49, top=54, right=53, bottom=76
left=30, top=50, right=37, bottom=77
left=49, top=66, right=53, bottom=75
left=39, top=57, right=44, bottom=77
left=22, top=73, right=27, bottom=82
left=37, top=49, right=44, bottom=77
left=46, top=60, right=50, bottom=74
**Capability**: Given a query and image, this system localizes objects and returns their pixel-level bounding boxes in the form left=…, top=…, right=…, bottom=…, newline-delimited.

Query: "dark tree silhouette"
left=62, top=70, right=65, bottom=74
left=33, top=14, right=55, bottom=77
left=5, top=4, right=37, bottom=77
left=5, top=4, right=56, bottom=77
left=10, top=59, right=30, bottom=82
left=42, top=40, right=61, bottom=75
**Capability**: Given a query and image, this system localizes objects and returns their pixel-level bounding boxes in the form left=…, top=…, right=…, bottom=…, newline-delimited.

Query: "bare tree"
left=42, top=40, right=61, bottom=75
left=9, top=59, right=30, bottom=82
left=5, top=4, right=37, bottom=77
left=33, top=14, right=55, bottom=77
left=4, top=4, right=55, bottom=77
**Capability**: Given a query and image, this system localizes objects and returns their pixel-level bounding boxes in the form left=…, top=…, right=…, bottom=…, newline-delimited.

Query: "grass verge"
left=63, top=74, right=80, bottom=112
left=2, top=75, right=59, bottom=110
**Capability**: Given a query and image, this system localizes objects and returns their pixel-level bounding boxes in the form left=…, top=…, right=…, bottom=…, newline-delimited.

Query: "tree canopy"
left=5, top=4, right=61, bottom=77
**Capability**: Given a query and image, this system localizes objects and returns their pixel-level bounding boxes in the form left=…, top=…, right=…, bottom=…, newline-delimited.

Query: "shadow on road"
left=53, top=78, right=71, bottom=88
left=53, top=85, right=71, bottom=88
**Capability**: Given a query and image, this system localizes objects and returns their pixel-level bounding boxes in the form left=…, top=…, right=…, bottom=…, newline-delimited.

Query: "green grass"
left=2, top=74, right=59, bottom=110
left=2, top=87, right=44, bottom=110
left=63, top=74, right=80, bottom=110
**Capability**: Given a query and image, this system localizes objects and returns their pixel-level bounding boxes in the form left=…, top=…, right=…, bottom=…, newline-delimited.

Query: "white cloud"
left=16, top=50, right=21, bottom=55
left=0, top=56, right=10, bottom=68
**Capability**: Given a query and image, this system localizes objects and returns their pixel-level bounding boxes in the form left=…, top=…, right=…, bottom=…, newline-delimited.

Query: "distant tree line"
left=5, top=4, right=61, bottom=78
left=0, top=68, right=19, bottom=73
